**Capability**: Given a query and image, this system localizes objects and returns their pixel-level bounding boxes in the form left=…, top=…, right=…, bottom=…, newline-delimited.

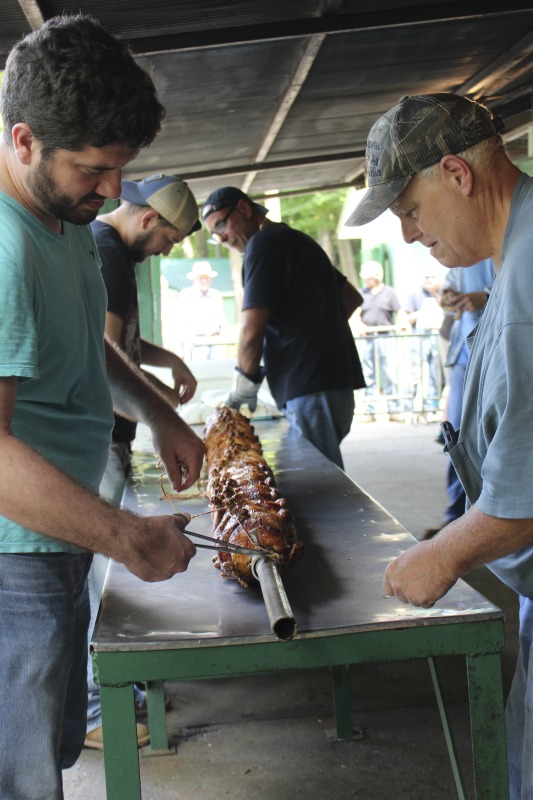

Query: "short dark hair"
left=1, top=14, right=165, bottom=152
left=121, top=201, right=167, bottom=225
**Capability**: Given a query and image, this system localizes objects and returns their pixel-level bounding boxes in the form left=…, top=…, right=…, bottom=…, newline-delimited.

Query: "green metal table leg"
left=427, top=657, right=467, bottom=800
left=143, top=680, right=172, bottom=755
left=100, top=683, right=142, bottom=800
left=328, top=665, right=364, bottom=741
left=466, top=653, right=509, bottom=800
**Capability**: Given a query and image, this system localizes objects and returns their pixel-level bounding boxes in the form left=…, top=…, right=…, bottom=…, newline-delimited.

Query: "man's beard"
left=27, top=154, right=105, bottom=226
left=128, top=231, right=156, bottom=263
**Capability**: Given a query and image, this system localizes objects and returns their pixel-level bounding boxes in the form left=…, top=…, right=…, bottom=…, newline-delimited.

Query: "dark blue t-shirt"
left=242, top=222, right=364, bottom=407
left=91, top=219, right=139, bottom=444
left=360, top=284, right=401, bottom=327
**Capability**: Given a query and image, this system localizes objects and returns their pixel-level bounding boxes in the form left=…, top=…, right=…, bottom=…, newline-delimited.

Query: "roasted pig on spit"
left=204, top=407, right=303, bottom=588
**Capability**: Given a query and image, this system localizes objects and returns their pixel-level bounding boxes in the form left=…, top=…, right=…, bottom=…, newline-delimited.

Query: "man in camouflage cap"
left=346, top=93, right=502, bottom=228
left=346, top=92, right=533, bottom=798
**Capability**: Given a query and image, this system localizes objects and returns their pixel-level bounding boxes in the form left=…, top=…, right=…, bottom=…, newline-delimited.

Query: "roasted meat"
left=204, top=407, right=303, bottom=587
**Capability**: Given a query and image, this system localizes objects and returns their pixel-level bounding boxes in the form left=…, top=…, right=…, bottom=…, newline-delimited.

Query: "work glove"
left=226, top=367, right=265, bottom=412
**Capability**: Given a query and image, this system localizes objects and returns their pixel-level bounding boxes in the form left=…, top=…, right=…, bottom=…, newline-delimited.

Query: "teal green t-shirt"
left=0, top=194, right=114, bottom=553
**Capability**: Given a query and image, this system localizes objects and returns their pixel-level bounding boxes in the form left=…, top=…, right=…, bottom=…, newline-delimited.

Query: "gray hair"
left=418, top=135, right=505, bottom=180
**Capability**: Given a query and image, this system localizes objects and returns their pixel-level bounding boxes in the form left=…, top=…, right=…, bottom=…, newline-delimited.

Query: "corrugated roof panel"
left=1, top=2, right=533, bottom=196
left=42, top=0, right=327, bottom=38
left=131, top=38, right=312, bottom=177
left=0, top=0, right=32, bottom=53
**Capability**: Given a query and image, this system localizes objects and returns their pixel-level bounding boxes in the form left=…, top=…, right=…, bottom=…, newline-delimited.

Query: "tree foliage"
left=169, top=186, right=354, bottom=261
left=279, top=188, right=349, bottom=236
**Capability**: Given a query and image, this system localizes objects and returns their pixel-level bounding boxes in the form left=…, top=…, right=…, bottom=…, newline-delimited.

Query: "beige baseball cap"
left=121, top=174, right=201, bottom=235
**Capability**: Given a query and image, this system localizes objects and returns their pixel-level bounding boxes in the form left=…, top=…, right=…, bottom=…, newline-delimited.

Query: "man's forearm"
left=236, top=308, right=269, bottom=377
left=237, top=336, right=263, bottom=377
left=436, top=505, right=533, bottom=572
left=0, top=430, right=138, bottom=555
left=141, top=368, right=180, bottom=407
left=0, top=430, right=197, bottom=582
left=141, top=338, right=178, bottom=369
left=106, top=336, right=174, bottom=422
left=384, top=504, right=533, bottom=608
left=105, top=338, right=204, bottom=491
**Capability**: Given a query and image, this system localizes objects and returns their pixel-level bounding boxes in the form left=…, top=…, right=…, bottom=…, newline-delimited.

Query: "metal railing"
left=189, top=329, right=445, bottom=419
left=354, top=329, right=444, bottom=419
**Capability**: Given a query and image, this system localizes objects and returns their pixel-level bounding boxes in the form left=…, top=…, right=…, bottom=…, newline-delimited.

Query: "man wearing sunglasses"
left=202, top=186, right=364, bottom=469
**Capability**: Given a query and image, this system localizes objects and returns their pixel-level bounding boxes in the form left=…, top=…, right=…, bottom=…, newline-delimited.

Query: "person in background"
left=202, top=186, right=364, bottom=469
left=353, top=260, right=410, bottom=423
left=176, top=260, right=226, bottom=360
left=404, top=268, right=444, bottom=417
left=85, top=174, right=201, bottom=750
left=0, top=16, right=205, bottom=798
left=346, top=91, right=533, bottom=799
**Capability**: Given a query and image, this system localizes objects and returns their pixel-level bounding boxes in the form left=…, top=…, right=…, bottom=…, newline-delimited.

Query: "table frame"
left=92, top=420, right=508, bottom=799
left=95, top=610, right=507, bottom=799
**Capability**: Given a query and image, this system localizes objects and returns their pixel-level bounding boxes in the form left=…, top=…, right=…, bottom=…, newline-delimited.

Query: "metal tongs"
left=175, top=519, right=271, bottom=558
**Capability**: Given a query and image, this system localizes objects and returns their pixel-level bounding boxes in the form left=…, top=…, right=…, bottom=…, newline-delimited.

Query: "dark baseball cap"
left=345, top=93, right=503, bottom=227
left=120, top=174, right=201, bottom=235
left=202, top=187, right=267, bottom=221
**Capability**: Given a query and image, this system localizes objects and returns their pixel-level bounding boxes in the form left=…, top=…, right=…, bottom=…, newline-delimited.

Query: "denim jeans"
left=506, top=594, right=533, bottom=799
left=361, top=335, right=402, bottom=415
left=410, top=334, right=440, bottom=412
left=0, top=552, right=92, bottom=800
left=284, top=388, right=355, bottom=469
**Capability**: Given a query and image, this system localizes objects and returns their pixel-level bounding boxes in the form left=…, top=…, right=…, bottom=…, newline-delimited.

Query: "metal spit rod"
left=251, top=556, right=297, bottom=641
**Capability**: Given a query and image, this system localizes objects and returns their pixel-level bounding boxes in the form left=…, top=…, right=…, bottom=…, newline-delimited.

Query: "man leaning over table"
left=0, top=16, right=204, bottom=799
left=202, top=186, right=365, bottom=469
left=85, top=173, right=202, bottom=750
left=346, top=91, right=533, bottom=800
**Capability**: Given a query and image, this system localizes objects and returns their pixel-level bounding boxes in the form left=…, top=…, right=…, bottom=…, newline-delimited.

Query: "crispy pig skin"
left=204, top=407, right=303, bottom=587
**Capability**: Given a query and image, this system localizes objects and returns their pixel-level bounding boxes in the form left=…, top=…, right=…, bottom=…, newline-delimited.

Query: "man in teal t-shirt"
left=0, top=17, right=205, bottom=800
left=0, top=194, right=114, bottom=551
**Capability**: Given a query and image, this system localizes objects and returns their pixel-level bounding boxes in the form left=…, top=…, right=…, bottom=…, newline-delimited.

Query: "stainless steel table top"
left=93, top=419, right=501, bottom=652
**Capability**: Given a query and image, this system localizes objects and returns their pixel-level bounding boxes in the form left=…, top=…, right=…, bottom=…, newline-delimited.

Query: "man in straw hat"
left=176, top=260, right=226, bottom=360
left=346, top=92, right=533, bottom=797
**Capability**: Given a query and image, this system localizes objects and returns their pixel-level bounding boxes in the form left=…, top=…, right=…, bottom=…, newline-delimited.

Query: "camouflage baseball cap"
left=345, top=94, right=501, bottom=227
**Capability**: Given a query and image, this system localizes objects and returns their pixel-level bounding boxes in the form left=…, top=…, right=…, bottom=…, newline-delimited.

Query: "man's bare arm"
left=141, top=338, right=197, bottom=404
left=383, top=504, right=533, bottom=607
left=237, top=307, right=270, bottom=377
left=0, top=377, right=196, bottom=581
left=105, top=337, right=205, bottom=490
left=105, top=311, right=196, bottom=408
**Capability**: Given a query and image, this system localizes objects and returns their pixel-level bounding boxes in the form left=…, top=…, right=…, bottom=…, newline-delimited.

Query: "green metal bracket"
left=428, top=657, right=468, bottom=800
left=326, top=664, right=364, bottom=742
left=141, top=680, right=174, bottom=757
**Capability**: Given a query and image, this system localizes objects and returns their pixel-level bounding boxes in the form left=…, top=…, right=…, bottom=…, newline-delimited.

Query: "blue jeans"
left=0, top=552, right=92, bottom=800
left=284, top=388, right=355, bottom=469
left=506, top=594, right=533, bottom=799
left=362, top=335, right=402, bottom=414
left=410, top=333, right=440, bottom=412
